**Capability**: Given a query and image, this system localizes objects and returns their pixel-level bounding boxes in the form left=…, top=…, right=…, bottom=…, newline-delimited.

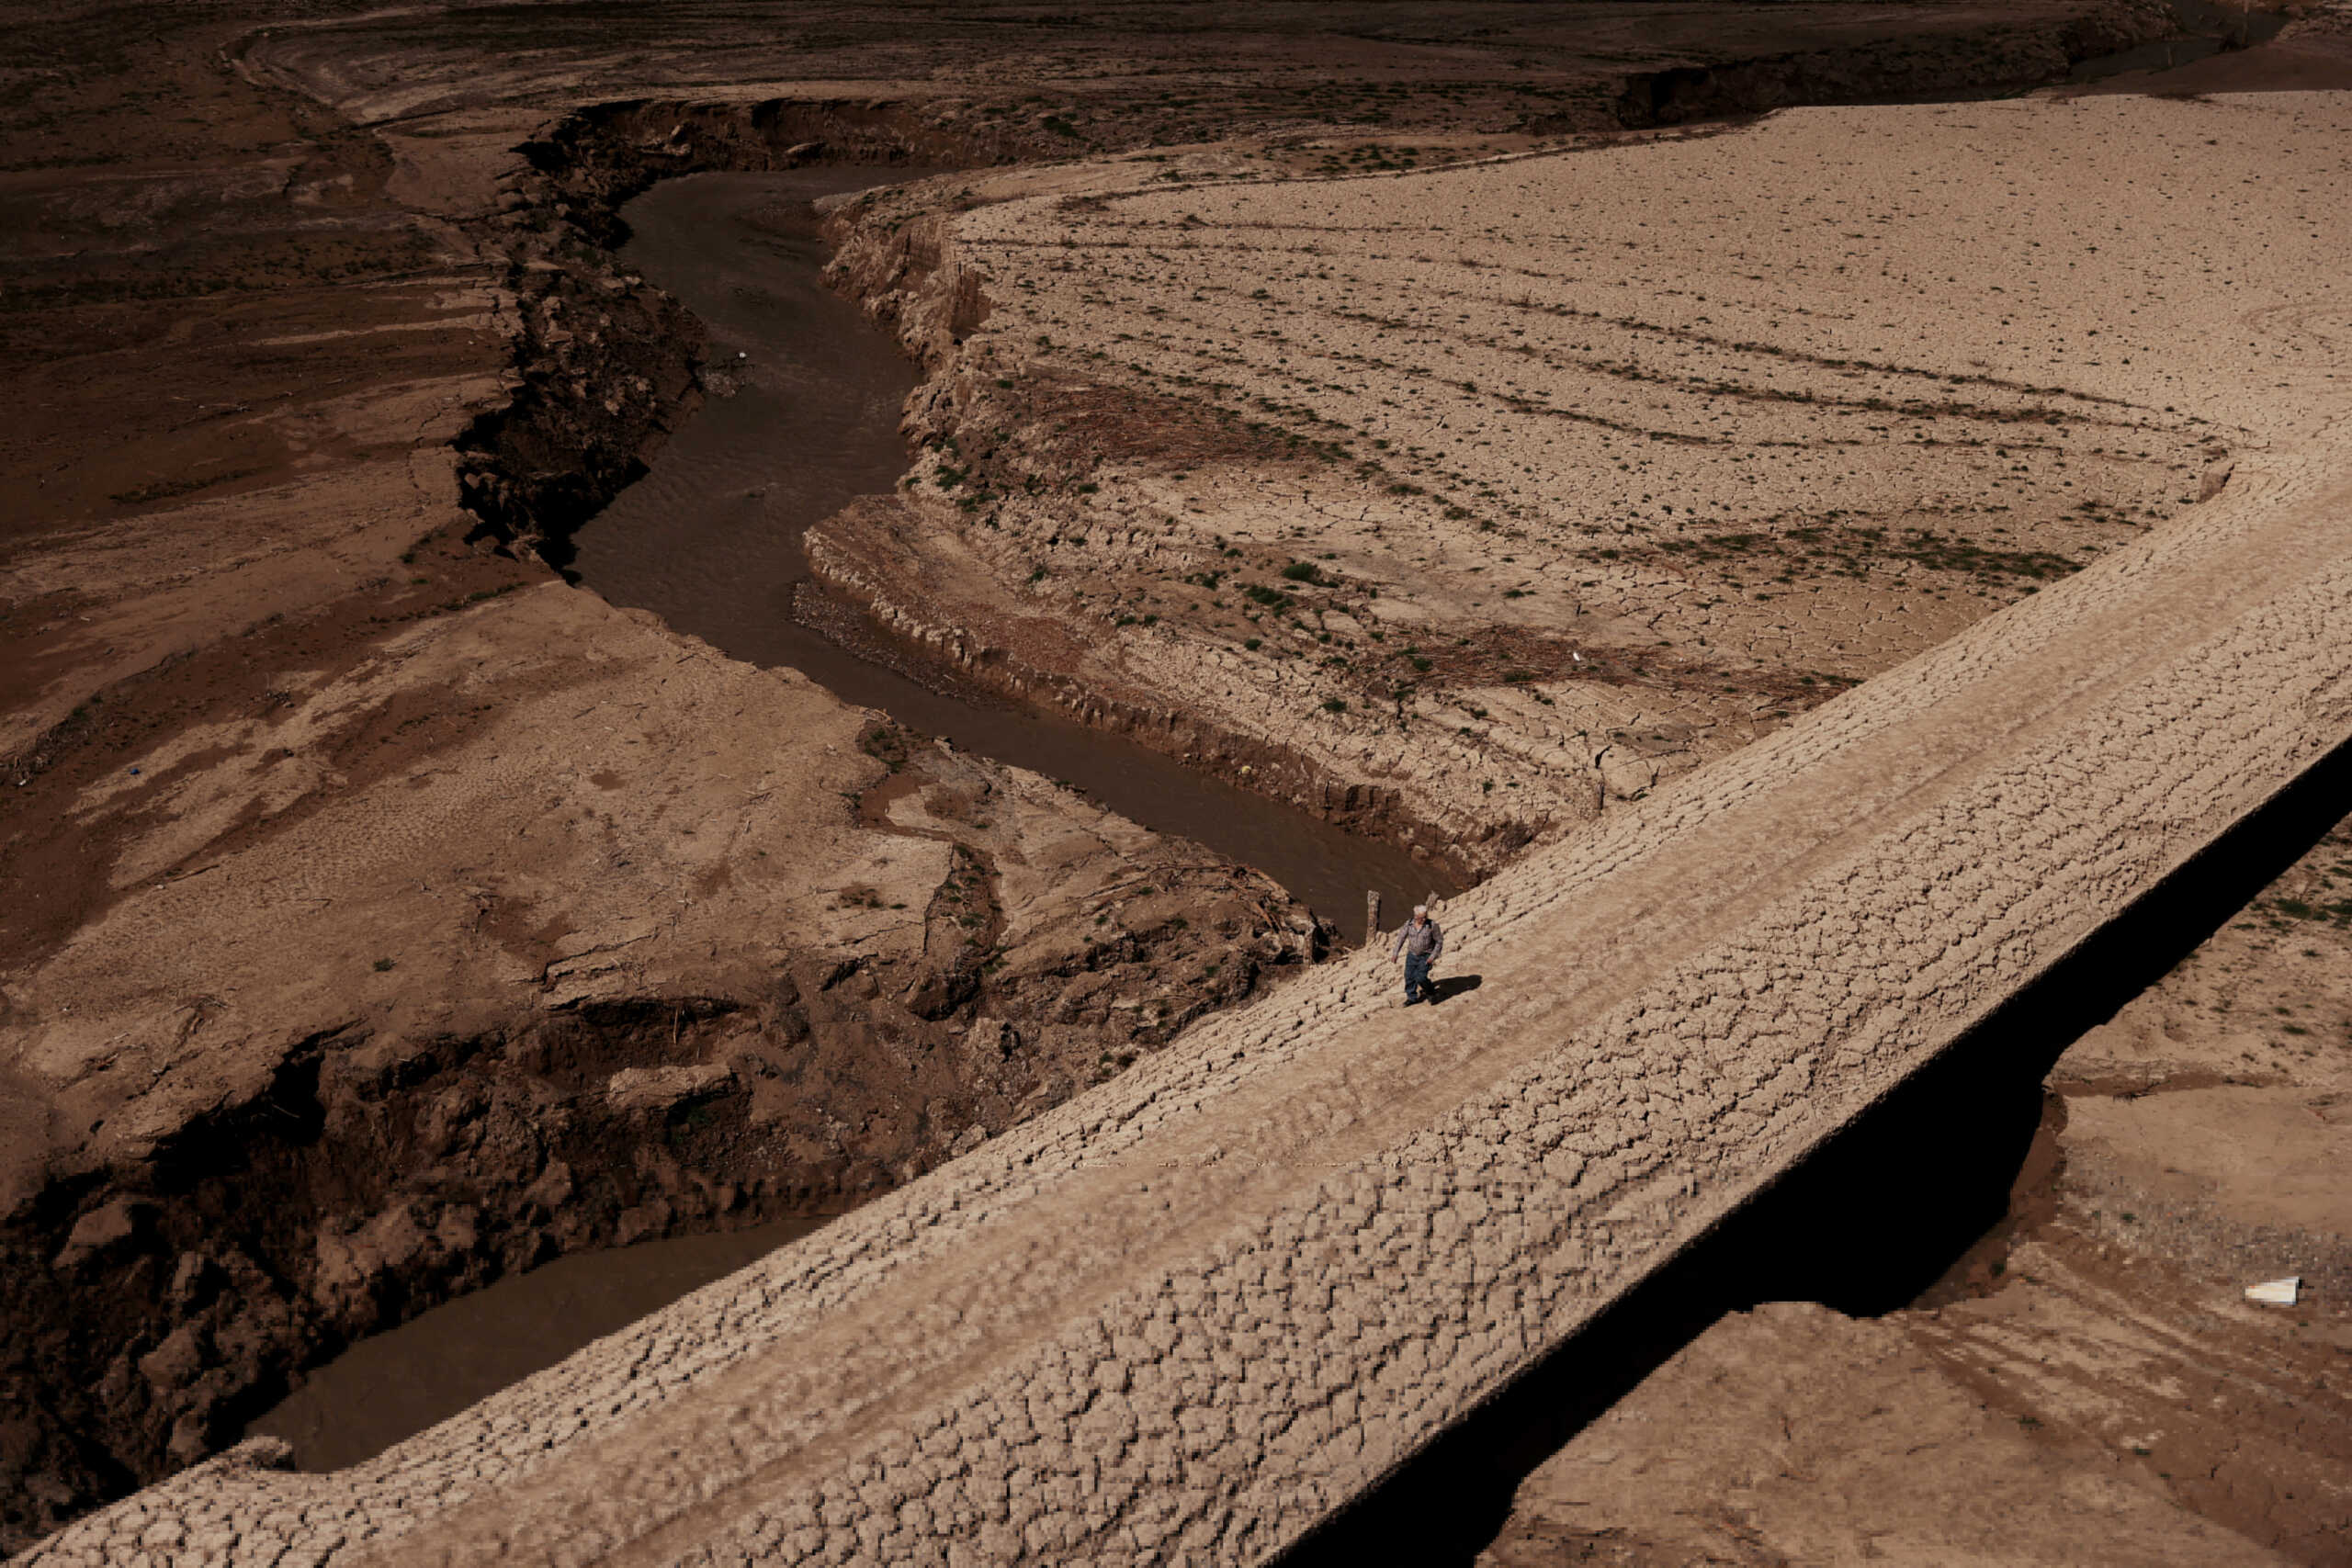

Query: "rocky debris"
left=604, top=1063, right=736, bottom=1116
left=50, top=1200, right=154, bottom=1274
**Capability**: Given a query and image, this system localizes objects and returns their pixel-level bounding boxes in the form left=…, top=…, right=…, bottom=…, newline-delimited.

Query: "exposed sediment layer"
left=434, top=0, right=2186, bottom=863
left=25, top=90, right=2352, bottom=1568
left=798, top=94, right=2240, bottom=879
left=0, top=578, right=1325, bottom=1548
left=0, top=4, right=2205, bottom=1544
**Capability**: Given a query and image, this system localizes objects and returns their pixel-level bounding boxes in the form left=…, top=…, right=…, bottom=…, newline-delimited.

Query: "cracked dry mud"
left=809, top=92, right=2256, bottom=875
left=1483, top=813, right=2352, bottom=1566
left=19, top=81, right=2352, bottom=1566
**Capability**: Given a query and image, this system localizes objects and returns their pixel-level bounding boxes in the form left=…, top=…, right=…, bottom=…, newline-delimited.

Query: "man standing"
left=1389, top=903, right=1444, bottom=1006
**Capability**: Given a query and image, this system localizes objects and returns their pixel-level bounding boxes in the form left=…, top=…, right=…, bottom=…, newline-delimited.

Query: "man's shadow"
left=1424, top=974, right=1483, bottom=1005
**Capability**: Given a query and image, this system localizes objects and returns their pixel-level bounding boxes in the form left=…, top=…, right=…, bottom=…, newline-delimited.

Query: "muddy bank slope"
left=797, top=89, right=2239, bottom=878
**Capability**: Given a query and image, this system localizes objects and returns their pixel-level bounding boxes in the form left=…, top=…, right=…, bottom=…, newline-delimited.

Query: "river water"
left=247, top=1217, right=826, bottom=1472
left=567, top=169, right=1446, bottom=934
left=245, top=167, right=1443, bottom=1472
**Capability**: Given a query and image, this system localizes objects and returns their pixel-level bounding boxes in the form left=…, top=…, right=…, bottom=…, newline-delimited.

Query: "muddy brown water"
left=246, top=168, right=1442, bottom=1473
left=2069, top=0, right=2289, bottom=85
left=568, top=169, right=1446, bottom=936
left=247, top=1216, right=827, bottom=1472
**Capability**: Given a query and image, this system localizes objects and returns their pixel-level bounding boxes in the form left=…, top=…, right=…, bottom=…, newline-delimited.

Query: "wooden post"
left=1364, top=890, right=1382, bottom=949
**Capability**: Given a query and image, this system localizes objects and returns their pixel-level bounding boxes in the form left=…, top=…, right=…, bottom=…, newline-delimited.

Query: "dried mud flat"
left=1482, top=814, right=2352, bottom=1567
left=4, top=0, right=2351, bottom=1559
left=833, top=80, right=2352, bottom=1567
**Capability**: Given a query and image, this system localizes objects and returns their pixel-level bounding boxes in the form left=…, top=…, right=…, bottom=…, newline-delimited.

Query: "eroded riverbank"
left=28, top=80, right=2352, bottom=1550
left=569, top=170, right=1446, bottom=932
left=223, top=166, right=1449, bottom=1470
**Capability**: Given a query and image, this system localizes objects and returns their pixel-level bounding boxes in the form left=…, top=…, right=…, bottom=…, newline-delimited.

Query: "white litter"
left=2245, top=1276, right=2301, bottom=1306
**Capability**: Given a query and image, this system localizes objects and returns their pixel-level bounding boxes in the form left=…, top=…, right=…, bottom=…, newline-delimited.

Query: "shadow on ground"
left=1279, top=733, right=2352, bottom=1568
left=1427, top=975, right=1484, bottom=1006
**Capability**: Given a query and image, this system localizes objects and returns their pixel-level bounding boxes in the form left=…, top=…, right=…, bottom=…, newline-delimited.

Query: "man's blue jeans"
left=1404, top=951, right=1431, bottom=1004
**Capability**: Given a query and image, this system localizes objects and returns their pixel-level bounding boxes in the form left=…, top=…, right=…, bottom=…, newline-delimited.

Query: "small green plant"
left=372, top=957, right=396, bottom=973
left=1321, top=698, right=1348, bottom=714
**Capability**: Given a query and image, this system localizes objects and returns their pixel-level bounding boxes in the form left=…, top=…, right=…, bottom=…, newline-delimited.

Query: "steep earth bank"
left=1480, top=808, right=2352, bottom=1565
left=398, top=0, right=2196, bottom=884
left=448, top=96, right=1064, bottom=557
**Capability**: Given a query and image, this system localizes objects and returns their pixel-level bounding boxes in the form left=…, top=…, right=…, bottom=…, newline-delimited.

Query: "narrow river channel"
left=246, top=167, right=1446, bottom=1471
left=568, top=168, right=1445, bottom=934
